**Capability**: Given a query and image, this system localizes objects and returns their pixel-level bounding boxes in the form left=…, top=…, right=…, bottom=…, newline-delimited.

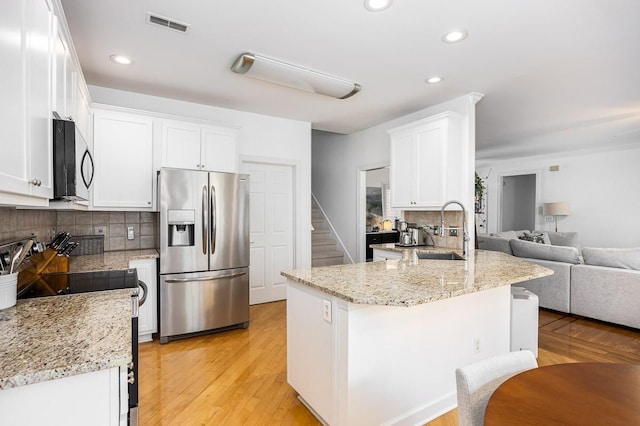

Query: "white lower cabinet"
left=130, top=258, right=158, bottom=342
left=93, top=109, right=155, bottom=210
left=372, top=249, right=402, bottom=261
left=0, top=367, right=127, bottom=426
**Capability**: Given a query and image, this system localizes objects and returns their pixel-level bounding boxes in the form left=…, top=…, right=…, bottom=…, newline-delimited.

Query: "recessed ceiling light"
left=364, top=0, right=393, bottom=12
left=426, top=76, right=442, bottom=84
left=442, top=30, right=468, bottom=43
left=109, top=54, right=132, bottom=65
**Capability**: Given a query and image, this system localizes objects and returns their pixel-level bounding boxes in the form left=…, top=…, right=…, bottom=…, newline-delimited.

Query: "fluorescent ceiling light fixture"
left=110, top=54, right=132, bottom=65
left=364, top=0, right=393, bottom=12
left=426, top=76, right=442, bottom=84
left=231, top=53, right=361, bottom=99
left=442, top=30, right=468, bottom=43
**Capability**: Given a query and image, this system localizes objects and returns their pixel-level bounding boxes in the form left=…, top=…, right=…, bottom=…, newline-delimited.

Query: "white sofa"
left=478, top=232, right=640, bottom=329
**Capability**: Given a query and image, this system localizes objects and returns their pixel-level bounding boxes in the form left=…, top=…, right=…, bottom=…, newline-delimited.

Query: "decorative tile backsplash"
left=0, top=207, right=158, bottom=252
left=403, top=210, right=464, bottom=249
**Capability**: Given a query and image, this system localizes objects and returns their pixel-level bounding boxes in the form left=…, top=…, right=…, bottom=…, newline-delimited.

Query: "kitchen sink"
left=416, top=252, right=465, bottom=260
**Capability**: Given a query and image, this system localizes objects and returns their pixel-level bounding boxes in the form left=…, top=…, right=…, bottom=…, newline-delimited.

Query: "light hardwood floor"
left=139, top=302, right=640, bottom=425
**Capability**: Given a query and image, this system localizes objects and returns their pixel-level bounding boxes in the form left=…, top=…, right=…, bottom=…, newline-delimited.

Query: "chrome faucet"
left=439, top=200, right=469, bottom=258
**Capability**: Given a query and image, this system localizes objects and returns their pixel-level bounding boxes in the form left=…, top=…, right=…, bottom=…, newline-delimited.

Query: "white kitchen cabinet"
left=0, top=0, right=54, bottom=206
left=130, top=258, right=158, bottom=343
left=389, top=111, right=462, bottom=209
left=161, top=119, right=238, bottom=172
left=93, top=109, right=155, bottom=210
left=372, top=249, right=402, bottom=262
left=0, top=367, right=127, bottom=426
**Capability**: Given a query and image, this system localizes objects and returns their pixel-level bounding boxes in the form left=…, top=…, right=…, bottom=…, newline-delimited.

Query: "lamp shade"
left=231, top=53, right=361, bottom=99
left=543, top=202, right=570, bottom=216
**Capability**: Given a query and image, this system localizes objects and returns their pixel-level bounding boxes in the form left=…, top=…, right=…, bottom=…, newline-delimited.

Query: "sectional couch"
left=478, top=231, right=640, bottom=329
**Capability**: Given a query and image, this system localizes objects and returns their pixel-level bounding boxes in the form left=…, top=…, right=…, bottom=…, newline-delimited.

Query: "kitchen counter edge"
left=0, top=290, right=132, bottom=390
left=282, top=249, right=552, bottom=307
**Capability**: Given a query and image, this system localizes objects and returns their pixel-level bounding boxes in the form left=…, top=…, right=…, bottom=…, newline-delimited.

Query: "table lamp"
left=543, top=202, right=570, bottom=232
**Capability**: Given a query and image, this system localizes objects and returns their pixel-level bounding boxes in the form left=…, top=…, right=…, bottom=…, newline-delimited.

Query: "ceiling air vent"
left=146, top=13, right=190, bottom=33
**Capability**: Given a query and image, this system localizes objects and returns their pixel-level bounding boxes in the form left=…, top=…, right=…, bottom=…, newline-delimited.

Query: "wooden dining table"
left=484, top=362, right=640, bottom=425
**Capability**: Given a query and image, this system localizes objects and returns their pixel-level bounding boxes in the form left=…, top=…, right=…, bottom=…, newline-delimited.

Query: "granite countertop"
left=369, top=243, right=464, bottom=256
left=0, top=290, right=132, bottom=389
left=282, top=250, right=552, bottom=307
left=69, top=249, right=159, bottom=273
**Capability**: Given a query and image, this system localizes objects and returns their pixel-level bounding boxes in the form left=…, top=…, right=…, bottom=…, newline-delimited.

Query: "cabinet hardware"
left=30, top=179, right=42, bottom=187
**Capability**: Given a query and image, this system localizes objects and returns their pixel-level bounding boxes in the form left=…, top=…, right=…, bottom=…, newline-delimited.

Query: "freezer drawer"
left=160, top=267, right=249, bottom=343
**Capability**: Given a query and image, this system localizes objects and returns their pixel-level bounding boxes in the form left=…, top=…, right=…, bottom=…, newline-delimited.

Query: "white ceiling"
left=60, top=0, right=640, bottom=160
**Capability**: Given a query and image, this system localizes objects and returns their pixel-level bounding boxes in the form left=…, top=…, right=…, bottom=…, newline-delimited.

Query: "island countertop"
left=282, top=249, right=552, bottom=307
left=0, top=290, right=132, bottom=390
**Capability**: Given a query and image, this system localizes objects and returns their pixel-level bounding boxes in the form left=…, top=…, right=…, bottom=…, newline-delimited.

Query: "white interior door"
left=242, top=162, right=294, bottom=305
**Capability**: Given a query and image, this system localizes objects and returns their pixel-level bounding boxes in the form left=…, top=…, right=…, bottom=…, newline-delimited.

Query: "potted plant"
left=475, top=172, right=486, bottom=213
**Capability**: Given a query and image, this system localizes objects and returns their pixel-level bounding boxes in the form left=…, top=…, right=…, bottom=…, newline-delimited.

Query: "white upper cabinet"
left=0, top=0, right=54, bottom=206
left=93, top=109, right=155, bottom=210
left=389, top=111, right=462, bottom=209
left=161, top=119, right=238, bottom=173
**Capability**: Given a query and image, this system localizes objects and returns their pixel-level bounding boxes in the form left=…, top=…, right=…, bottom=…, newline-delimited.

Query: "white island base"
left=287, top=280, right=511, bottom=425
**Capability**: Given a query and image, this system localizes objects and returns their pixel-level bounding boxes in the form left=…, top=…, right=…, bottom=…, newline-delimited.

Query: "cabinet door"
left=161, top=120, right=202, bottom=170
left=130, top=258, right=157, bottom=343
left=52, top=28, right=68, bottom=118
left=200, top=125, right=238, bottom=172
left=74, top=82, right=91, bottom=142
left=0, top=1, right=29, bottom=197
left=25, top=0, right=54, bottom=200
left=414, top=122, right=446, bottom=207
left=372, top=249, right=402, bottom=261
left=93, top=110, right=154, bottom=209
left=389, top=133, right=414, bottom=207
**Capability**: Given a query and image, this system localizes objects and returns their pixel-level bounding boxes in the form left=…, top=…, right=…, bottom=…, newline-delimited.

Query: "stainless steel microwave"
left=52, top=118, right=94, bottom=201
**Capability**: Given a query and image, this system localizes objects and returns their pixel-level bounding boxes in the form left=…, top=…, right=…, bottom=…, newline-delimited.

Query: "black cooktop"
left=18, top=269, right=138, bottom=299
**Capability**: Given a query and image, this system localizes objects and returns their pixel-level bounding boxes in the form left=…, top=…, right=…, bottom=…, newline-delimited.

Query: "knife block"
left=17, top=248, right=68, bottom=293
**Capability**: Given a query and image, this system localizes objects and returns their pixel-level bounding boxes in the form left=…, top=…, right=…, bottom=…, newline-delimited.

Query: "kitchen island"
left=282, top=249, right=552, bottom=425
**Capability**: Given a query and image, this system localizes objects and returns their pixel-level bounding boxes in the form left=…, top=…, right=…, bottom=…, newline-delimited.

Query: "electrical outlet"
left=473, top=337, right=481, bottom=354
left=94, top=226, right=106, bottom=235
left=449, top=228, right=458, bottom=237
left=544, top=216, right=554, bottom=223
left=127, top=226, right=135, bottom=240
left=323, top=299, right=332, bottom=323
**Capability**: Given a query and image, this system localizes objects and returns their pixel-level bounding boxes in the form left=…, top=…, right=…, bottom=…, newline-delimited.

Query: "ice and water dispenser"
left=167, top=210, right=195, bottom=247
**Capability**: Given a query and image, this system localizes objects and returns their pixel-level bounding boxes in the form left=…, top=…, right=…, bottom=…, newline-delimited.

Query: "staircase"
left=312, top=207, right=345, bottom=267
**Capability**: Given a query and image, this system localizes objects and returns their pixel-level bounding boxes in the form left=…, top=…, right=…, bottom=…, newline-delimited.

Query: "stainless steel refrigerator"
left=158, top=168, right=249, bottom=343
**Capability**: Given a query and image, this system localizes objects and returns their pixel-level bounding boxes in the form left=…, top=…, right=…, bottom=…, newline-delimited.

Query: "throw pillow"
left=490, top=230, right=518, bottom=240
left=519, top=231, right=551, bottom=245
left=582, top=247, right=640, bottom=271
left=542, top=231, right=580, bottom=249
left=510, top=239, right=582, bottom=264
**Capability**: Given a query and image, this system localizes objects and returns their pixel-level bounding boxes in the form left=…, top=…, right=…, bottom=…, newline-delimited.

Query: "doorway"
left=241, top=161, right=295, bottom=305
left=500, top=174, right=536, bottom=231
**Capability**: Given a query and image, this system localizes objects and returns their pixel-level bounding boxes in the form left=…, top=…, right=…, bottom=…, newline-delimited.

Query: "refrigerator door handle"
left=164, top=271, right=247, bottom=283
left=210, top=185, right=217, bottom=255
left=202, top=185, right=208, bottom=255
